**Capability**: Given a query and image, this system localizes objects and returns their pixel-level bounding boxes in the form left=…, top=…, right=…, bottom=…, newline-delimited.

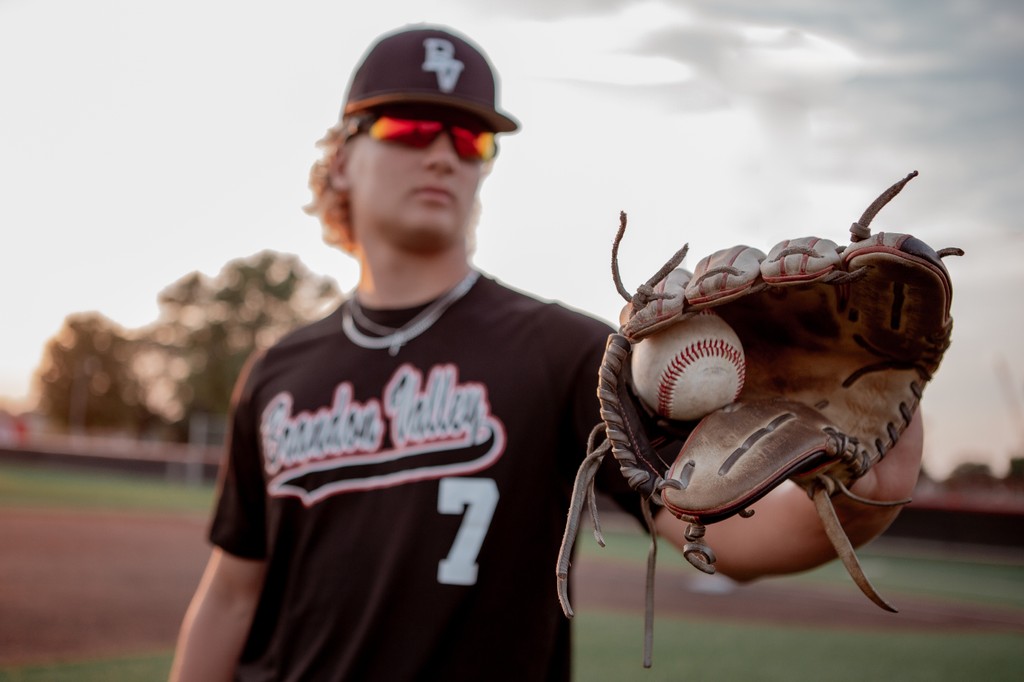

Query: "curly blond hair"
left=305, top=122, right=356, bottom=253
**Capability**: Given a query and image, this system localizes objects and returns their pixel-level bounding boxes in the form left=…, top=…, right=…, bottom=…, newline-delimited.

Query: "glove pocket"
left=661, top=398, right=844, bottom=523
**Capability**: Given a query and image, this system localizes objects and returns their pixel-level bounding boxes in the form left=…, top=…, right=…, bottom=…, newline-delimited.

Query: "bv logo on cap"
left=422, top=38, right=464, bottom=93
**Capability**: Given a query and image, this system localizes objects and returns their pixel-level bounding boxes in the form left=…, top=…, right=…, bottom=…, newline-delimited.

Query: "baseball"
left=630, top=311, right=745, bottom=421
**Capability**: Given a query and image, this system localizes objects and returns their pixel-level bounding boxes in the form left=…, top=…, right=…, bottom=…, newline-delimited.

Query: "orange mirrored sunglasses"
left=346, top=115, right=497, bottom=162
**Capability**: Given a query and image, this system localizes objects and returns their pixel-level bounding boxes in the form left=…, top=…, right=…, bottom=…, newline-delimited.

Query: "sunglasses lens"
left=368, top=117, right=495, bottom=161
left=368, top=117, right=443, bottom=148
left=451, top=127, right=496, bottom=162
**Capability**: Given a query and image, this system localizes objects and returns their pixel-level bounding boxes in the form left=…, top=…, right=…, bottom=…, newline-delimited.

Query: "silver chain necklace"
left=341, top=270, right=480, bottom=356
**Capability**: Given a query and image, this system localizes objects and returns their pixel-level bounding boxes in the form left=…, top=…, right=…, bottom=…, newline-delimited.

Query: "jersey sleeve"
left=208, top=353, right=269, bottom=559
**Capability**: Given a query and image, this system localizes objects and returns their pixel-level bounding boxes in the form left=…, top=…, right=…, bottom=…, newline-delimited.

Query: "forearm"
left=169, top=549, right=266, bottom=682
left=656, top=410, right=924, bottom=582
left=170, top=596, right=254, bottom=681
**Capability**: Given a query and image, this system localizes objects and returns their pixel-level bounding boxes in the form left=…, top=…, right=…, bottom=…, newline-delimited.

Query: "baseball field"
left=1, top=461, right=1022, bottom=681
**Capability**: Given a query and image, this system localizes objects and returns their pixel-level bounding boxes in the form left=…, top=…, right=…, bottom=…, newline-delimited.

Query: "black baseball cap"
left=343, top=25, right=519, bottom=133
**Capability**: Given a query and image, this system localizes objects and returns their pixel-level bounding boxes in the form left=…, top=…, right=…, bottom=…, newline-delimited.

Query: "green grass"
left=0, top=461, right=215, bottom=515
left=573, top=611, right=1024, bottom=681
left=3, top=618, right=1021, bottom=682
left=0, top=654, right=173, bottom=682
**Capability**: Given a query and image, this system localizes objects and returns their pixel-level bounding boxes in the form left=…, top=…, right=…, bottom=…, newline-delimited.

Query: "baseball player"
left=170, top=24, right=925, bottom=681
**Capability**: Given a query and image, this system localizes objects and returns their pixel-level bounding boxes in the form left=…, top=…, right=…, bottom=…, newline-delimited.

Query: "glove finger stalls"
left=762, top=237, right=842, bottom=284
left=685, top=245, right=766, bottom=307
left=621, top=268, right=693, bottom=340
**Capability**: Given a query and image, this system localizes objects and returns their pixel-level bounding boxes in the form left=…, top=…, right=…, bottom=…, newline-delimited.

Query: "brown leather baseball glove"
left=556, top=171, right=962, bottom=667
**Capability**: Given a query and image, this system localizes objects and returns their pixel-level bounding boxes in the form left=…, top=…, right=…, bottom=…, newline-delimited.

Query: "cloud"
left=666, top=1, right=1024, bottom=229
left=484, top=0, right=1023, bottom=231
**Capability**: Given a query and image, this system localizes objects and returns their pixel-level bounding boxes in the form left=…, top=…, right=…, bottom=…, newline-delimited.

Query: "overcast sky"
left=2, top=0, right=1021, bottom=477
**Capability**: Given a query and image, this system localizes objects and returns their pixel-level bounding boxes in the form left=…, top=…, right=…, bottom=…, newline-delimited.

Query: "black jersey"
left=210, top=274, right=641, bottom=681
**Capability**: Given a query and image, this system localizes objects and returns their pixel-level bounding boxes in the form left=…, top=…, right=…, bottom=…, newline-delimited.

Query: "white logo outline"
left=259, top=363, right=507, bottom=506
left=422, top=37, right=464, bottom=93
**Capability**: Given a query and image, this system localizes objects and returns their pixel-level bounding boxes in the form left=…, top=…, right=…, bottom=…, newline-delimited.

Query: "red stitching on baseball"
left=656, top=338, right=745, bottom=417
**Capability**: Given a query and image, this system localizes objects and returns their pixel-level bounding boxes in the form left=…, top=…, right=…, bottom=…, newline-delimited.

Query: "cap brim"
left=345, top=93, right=519, bottom=133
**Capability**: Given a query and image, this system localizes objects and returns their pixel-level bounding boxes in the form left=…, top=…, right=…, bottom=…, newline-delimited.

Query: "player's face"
left=337, top=112, right=487, bottom=257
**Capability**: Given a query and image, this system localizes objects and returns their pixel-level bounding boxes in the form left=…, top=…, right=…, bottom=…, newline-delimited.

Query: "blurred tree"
left=1007, top=456, right=1024, bottom=483
left=143, top=251, right=341, bottom=434
left=944, top=461, right=999, bottom=490
left=32, top=251, right=341, bottom=440
left=36, top=313, right=157, bottom=432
